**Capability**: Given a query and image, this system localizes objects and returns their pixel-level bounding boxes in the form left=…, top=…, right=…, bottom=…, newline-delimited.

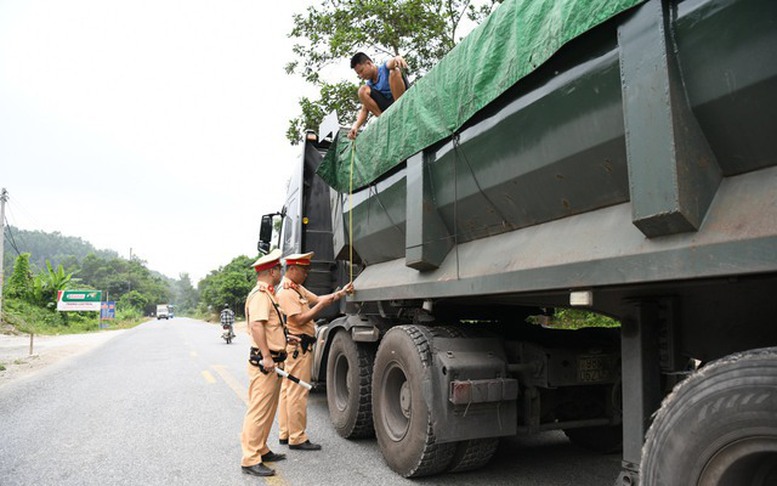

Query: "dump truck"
left=258, top=0, right=777, bottom=483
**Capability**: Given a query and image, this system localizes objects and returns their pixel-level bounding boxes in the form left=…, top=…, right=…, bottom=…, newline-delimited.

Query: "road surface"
left=0, top=318, right=621, bottom=485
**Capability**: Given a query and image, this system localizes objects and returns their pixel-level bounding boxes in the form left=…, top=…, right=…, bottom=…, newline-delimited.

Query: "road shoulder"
left=0, top=330, right=126, bottom=388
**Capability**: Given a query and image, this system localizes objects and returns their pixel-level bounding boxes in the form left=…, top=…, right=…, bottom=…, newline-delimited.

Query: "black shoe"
left=261, top=451, right=287, bottom=462
left=279, top=438, right=288, bottom=445
left=289, top=440, right=322, bottom=451
left=242, top=463, right=275, bottom=477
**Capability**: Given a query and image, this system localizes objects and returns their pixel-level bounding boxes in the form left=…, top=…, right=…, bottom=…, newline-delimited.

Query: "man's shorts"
left=370, top=88, right=394, bottom=112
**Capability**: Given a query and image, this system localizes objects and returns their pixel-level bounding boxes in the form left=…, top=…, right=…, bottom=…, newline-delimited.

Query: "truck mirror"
left=258, top=214, right=274, bottom=254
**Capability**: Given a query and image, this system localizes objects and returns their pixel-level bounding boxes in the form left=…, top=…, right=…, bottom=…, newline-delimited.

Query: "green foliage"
left=2, top=226, right=118, bottom=278
left=77, top=253, right=170, bottom=314
left=170, top=273, right=198, bottom=314
left=198, top=255, right=257, bottom=318
left=118, top=290, right=149, bottom=312
left=286, top=81, right=360, bottom=145
left=28, top=260, right=77, bottom=308
left=3, top=298, right=64, bottom=333
left=2, top=297, right=100, bottom=334
left=285, top=0, right=502, bottom=143
left=0, top=227, right=192, bottom=334
left=5, top=253, right=34, bottom=301
left=528, top=308, right=621, bottom=330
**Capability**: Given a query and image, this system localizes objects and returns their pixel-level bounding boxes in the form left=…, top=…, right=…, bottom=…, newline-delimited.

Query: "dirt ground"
left=0, top=329, right=127, bottom=388
left=0, top=320, right=245, bottom=388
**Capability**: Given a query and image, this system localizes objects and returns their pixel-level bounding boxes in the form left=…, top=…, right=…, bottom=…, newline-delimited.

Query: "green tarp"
left=317, top=0, right=645, bottom=193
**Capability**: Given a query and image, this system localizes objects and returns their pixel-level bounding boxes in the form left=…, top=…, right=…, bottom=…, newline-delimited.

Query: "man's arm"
left=287, top=294, right=335, bottom=329
left=286, top=284, right=353, bottom=328
left=386, top=55, right=408, bottom=71
left=348, top=106, right=369, bottom=140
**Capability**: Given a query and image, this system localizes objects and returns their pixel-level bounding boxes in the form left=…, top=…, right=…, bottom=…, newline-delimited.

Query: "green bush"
left=3, top=298, right=64, bottom=333
left=528, top=308, right=620, bottom=330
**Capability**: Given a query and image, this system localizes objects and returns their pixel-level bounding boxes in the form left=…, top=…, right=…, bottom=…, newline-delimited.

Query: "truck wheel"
left=372, top=325, right=456, bottom=477
left=326, top=330, right=375, bottom=439
left=641, top=347, right=777, bottom=486
left=447, top=438, right=500, bottom=472
left=564, top=424, right=622, bottom=454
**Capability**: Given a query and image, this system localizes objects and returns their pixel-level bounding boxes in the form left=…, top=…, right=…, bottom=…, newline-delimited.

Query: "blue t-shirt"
left=367, top=62, right=393, bottom=101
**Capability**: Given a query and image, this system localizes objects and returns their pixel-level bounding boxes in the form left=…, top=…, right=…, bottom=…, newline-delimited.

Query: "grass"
left=2, top=298, right=149, bottom=336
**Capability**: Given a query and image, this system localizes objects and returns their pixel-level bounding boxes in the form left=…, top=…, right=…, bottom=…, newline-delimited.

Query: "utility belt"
left=291, top=333, right=316, bottom=357
left=249, top=347, right=287, bottom=372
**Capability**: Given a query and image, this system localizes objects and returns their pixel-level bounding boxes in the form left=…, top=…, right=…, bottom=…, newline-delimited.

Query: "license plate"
left=577, top=355, right=616, bottom=383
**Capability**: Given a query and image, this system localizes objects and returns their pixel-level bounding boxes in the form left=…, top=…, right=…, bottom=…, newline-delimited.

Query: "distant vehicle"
left=156, top=304, right=170, bottom=320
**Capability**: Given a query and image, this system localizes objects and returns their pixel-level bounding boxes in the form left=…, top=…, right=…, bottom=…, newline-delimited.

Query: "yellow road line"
left=211, top=365, right=289, bottom=486
left=201, top=370, right=216, bottom=383
left=265, top=476, right=288, bottom=486
left=211, top=365, right=248, bottom=405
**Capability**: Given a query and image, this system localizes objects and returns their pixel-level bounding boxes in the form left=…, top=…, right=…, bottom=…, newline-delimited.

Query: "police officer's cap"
left=251, top=249, right=283, bottom=272
left=284, top=251, right=314, bottom=267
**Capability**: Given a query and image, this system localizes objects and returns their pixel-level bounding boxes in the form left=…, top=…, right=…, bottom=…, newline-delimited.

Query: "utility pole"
left=0, top=188, right=8, bottom=324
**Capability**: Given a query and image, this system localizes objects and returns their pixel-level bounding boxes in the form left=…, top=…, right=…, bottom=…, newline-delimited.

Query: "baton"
left=274, top=367, right=313, bottom=390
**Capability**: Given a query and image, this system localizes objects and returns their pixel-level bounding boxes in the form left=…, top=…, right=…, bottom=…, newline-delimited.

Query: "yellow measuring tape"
left=349, top=142, right=355, bottom=284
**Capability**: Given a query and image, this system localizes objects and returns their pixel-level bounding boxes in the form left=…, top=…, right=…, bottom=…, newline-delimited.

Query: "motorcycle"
left=221, top=324, right=235, bottom=344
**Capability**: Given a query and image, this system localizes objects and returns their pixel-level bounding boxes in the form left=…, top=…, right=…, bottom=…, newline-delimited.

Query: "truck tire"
left=564, top=424, right=622, bottom=454
left=447, top=438, right=500, bottom=472
left=641, top=347, right=777, bottom=486
left=372, top=325, right=456, bottom=477
left=326, top=330, right=375, bottom=439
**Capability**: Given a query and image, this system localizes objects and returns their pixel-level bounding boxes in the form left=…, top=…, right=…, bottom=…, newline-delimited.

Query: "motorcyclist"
left=220, top=304, right=236, bottom=342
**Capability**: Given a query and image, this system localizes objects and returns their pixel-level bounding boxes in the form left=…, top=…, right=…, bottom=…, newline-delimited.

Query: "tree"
left=171, top=273, right=198, bottom=313
left=30, top=260, right=76, bottom=308
left=285, top=0, right=502, bottom=143
left=198, top=256, right=257, bottom=317
left=118, top=290, right=149, bottom=313
left=5, top=253, right=34, bottom=301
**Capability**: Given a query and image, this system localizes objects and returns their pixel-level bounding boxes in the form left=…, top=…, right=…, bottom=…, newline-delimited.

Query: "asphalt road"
left=0, top=318, right=621, bottom=485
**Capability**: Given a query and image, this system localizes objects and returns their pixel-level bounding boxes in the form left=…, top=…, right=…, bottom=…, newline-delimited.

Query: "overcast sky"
left=0, top=0, right=331, bottom=283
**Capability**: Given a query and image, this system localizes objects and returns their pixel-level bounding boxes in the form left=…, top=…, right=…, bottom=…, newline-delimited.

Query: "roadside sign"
left=100, top=301, right=116, bottom=320
left=57, top=290, right=102, bottom=312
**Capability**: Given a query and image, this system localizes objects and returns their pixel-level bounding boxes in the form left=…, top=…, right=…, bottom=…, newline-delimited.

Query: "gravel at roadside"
left=0, top=330, right=127, bottom=388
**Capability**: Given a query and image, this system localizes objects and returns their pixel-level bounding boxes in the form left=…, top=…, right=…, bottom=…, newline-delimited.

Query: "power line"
left=4, top=204, right=30, bottom=250
left=4, top=216, right=23, bottom=257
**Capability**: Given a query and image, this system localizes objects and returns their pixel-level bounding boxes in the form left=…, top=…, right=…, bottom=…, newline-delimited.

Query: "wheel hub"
left=399, top=381, right=411, bottom=418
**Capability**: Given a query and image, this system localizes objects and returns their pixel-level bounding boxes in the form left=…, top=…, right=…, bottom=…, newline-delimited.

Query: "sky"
left=0, top=0, right=330, bottom=284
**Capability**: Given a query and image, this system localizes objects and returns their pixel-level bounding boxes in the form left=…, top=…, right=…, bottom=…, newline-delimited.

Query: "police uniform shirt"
left=276, top=276, right=319, bottom=337
left=245, top=282, right=286, bottom=352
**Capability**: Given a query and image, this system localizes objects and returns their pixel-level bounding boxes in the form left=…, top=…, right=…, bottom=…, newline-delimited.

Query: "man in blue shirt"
left=348, top=52, right=408, bottom=139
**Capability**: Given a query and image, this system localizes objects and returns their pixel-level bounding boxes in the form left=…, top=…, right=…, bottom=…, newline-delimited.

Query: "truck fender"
left=312, top=314, right=380, bottom=382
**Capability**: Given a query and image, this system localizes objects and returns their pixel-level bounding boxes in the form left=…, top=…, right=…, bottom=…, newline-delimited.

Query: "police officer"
left=240, top=249, right=298, bottom=477
left=276, top=252, right=353, bottom=450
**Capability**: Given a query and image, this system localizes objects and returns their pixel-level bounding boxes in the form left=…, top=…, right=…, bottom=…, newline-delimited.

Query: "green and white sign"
left=57, top=290, right=102, bottom=312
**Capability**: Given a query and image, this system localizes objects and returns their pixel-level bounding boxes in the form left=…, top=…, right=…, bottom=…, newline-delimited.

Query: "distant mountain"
left=2, top=226, right=119, bottom=276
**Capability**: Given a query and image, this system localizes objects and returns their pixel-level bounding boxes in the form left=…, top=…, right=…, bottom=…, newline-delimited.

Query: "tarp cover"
left=317, top=0, right=645, bottom=193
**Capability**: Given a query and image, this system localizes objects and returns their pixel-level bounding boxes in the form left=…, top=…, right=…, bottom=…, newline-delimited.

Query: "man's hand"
left=388, top=55, right=408, bottom=71
left=347, top=125, right=359, bottom=140
left=261, top=357, right=276, bottom=372
left=343, top=282, right=355, bottom=295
